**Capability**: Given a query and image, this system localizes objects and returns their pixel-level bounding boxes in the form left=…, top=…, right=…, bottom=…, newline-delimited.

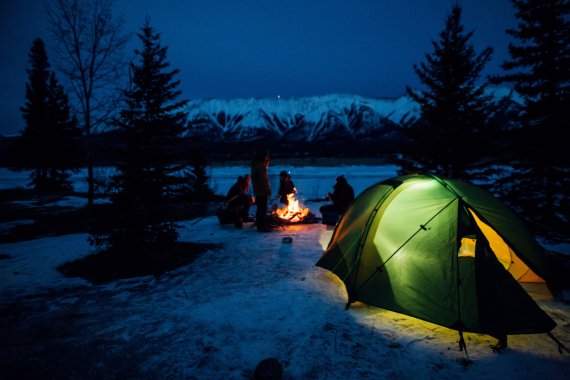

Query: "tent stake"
left=458, top=331, right=469, bottom=358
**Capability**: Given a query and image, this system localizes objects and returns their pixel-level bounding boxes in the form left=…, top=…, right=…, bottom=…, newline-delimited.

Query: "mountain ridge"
left=185, top=87, right=517, bottom=142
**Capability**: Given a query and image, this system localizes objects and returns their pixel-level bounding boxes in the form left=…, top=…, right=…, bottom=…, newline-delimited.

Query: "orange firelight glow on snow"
left=275, top=193, right=310, bottom=223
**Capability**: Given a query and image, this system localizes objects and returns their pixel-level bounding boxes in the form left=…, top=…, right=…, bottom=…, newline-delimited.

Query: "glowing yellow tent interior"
left=316, top=174, right=555, bottom=339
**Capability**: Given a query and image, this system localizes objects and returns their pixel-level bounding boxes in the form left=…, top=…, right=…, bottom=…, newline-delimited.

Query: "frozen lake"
left=0, top=164, right=401, bottom=201
left=210, top=164, right=400, bottom=200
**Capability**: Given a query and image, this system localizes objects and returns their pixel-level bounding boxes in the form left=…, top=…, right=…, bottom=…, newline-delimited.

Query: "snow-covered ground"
left=1, top=165, right=569, bottom=378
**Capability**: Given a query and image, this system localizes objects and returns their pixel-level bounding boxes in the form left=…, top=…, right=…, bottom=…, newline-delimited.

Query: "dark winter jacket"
left=251, top=161, right=271, bottom=197
left=227, top=177, right=247, bottom=203
left=278, top=177, right=296, bottom=204
left=331, top=178, right=355, bottom=214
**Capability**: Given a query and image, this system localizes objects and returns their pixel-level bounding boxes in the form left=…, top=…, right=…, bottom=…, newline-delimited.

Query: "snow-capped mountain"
left=184, top=87, right=518, bottom=143
left=185, top=93, right=419, bottom=142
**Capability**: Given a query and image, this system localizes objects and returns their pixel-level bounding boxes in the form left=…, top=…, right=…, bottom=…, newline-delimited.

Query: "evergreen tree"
left=493, top=0, right=570, bottom=228
left=16, top=38, right=81, bottom=191
left=400, top=5, right=497, bottom=181
left=188, top=153, right=214, bottom=202
left=97, top=20, right=190, bottom=254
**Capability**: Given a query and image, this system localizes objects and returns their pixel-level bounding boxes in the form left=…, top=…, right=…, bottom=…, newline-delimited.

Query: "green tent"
left=316, top=174, right=555, bottom=339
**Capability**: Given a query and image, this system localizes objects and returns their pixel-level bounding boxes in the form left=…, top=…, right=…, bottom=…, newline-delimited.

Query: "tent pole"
left=456, top=201, right=467, bottom=356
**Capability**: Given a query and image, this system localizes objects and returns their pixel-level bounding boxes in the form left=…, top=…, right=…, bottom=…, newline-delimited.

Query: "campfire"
left=274, top=193, right=311, bottom=223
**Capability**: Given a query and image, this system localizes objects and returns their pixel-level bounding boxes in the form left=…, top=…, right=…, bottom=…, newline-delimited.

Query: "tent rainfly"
left=316, top=174, right=556, bottom=349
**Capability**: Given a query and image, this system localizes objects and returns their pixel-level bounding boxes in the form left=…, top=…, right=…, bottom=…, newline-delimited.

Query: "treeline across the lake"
left=1, top=0, right=568, bottom=259
left=0, top=131, right=406, bottom=166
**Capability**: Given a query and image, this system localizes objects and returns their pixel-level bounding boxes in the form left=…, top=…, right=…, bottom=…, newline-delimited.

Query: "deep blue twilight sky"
left=0, top=0, right=516, bottom=136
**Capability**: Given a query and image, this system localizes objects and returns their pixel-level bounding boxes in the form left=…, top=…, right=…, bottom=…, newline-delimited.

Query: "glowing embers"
left=274, top=193, right=310, bottom=223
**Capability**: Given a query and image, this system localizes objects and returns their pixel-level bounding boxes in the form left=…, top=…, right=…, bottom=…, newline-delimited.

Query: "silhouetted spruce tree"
left=98, top=20, right=190, bottom=254
left=16, top=38, right=81, bottom=191
left=399, top=5, right=498, bottom=182
left=492, top=0, right=570, bottom=228
left=188, top=153, right=214, bottom=202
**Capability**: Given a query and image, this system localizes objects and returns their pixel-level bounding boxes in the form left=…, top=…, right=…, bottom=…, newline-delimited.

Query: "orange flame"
left=275, top=193, right=310, bottom=223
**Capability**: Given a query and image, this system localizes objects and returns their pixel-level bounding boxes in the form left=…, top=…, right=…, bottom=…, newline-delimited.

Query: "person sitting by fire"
left=277, top=170, right=296, bottom=206
left=219, top=174, right=254, bottom=229
left=319, top=175, right=355, bottom=225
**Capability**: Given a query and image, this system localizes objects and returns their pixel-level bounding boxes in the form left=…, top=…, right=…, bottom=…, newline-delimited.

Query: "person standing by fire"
left=251, top=151, right=272, bottom=232
left=277, top=170, right=296, bottom=206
